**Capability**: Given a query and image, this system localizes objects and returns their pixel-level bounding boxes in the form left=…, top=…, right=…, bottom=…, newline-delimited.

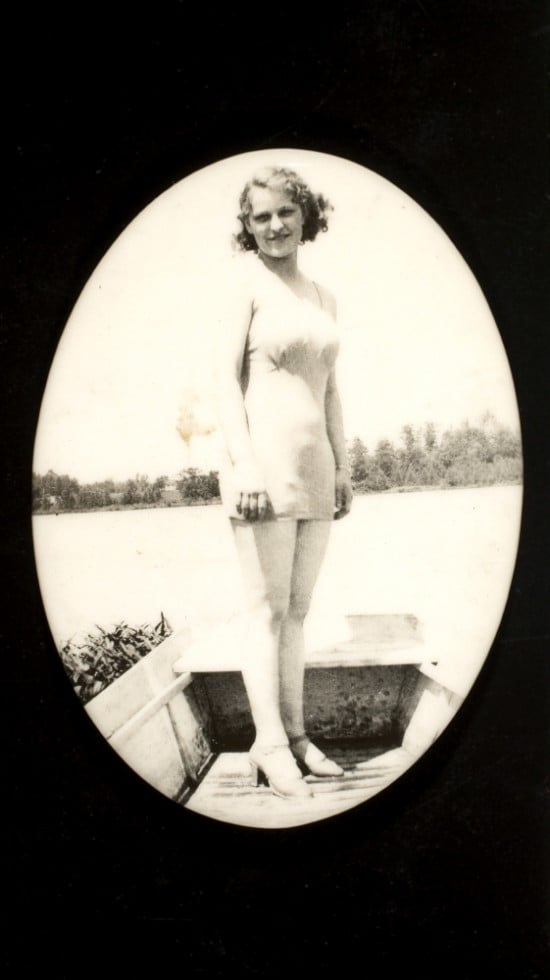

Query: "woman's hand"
left=334, top=467, right=353, bottom=520
left=233, top=457, right=271, bottom=522
left=325, top=367, right=352, bottom=520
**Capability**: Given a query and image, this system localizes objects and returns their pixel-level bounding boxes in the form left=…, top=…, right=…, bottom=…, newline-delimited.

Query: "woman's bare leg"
left=230, top=517, right=297, bottom=746
left=279, top=520, right=332, bottom=739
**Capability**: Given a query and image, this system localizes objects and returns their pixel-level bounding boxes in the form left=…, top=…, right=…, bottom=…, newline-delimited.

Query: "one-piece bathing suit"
left=218, top=254, right=340, bottom=523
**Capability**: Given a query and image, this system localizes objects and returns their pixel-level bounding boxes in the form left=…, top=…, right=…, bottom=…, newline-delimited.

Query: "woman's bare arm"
left=326, top=368, right=353, bottom=519
left=320, top=284, right=353, bottom=519
left=325, top=367, right=349, bottom=469
left=213, top=287, right=255, bottom=464
left=213, top=282, right=268, bottom=519
left=318, top=284, right=347, bottom=468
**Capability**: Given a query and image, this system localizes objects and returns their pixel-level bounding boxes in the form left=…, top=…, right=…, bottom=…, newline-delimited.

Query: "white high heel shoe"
left=289, top=735, right=344, bottom=778
left=249, top=743, right=313, bottom=799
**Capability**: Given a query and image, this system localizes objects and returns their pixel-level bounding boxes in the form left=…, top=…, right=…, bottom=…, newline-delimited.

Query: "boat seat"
left=171, top=613, right=434, bottom=674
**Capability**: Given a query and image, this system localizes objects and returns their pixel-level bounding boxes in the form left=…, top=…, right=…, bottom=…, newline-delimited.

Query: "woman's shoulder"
left=211, top=256, right=256, bottom=361
left=312, top=279, right=338, bottom=320
left=212, top=253, right=255, bottom=316
left=227, top=250, right=262, bottom=282
left=220, top=252, right=265, bottom=302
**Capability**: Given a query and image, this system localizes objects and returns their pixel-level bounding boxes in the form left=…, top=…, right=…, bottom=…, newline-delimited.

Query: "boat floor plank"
left=185, top=746, right=415, bottom=829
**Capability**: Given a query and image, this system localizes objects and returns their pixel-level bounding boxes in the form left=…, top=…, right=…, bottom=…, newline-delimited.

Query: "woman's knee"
left=249, top=594, right=290, bottom=631
left=286, top=592, right=311, bottom=624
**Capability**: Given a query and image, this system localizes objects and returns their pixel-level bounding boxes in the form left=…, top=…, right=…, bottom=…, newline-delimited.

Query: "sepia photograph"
left=6, top=2, right=547, bottom=973
left=32, top=148, right=523, bottom=829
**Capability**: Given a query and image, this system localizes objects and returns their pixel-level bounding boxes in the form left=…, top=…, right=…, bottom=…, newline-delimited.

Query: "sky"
left=33, top=148, right=521, bottom=483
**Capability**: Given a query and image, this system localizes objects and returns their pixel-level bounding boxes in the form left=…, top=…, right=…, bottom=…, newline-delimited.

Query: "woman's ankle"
left=287, top=731, right=308, bottom=745
left=252, top=730, right=289, bottom=750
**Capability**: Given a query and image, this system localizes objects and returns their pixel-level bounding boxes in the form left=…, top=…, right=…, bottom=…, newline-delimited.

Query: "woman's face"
left=244, top=184, right=304, bottom=259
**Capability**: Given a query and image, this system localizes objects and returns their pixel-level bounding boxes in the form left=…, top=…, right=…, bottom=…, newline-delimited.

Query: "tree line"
left=32, top=469, right=221, bottom=513
left=32, top=472, right=169, bottom=512
left=347, top=417, right=521, bottom=492
left=32, top=417, right=521, bottom=514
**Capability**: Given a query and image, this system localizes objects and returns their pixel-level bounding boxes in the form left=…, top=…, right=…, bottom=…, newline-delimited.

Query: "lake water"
left=33, top=485, right=522, bottom=698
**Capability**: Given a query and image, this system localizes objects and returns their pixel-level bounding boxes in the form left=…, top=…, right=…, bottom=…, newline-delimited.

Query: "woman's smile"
left=245, top=185, right=304, bottom=259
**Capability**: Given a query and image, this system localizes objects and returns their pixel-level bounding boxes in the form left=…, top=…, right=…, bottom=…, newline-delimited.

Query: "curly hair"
left=234, top=166, right=332, bottom=251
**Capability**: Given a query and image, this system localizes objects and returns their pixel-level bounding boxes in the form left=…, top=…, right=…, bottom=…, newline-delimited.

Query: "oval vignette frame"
left=32, top=148, right=523, bottom=830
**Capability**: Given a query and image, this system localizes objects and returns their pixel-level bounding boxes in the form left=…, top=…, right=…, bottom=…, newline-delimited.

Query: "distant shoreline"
left=31, top=481, right=522, bottom=516
left=32, top=497, right=222, bottom=516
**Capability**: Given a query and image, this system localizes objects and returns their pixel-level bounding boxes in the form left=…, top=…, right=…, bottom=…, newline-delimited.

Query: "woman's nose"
left=270, top=213, right=284, bottom=231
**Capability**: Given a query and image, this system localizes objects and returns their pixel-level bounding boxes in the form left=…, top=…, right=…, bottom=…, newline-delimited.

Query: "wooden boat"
left=85, top=613, right=462, bottom=828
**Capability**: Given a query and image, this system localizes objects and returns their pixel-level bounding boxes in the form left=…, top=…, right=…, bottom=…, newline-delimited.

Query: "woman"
left=214, top=166, right=353, bottom=800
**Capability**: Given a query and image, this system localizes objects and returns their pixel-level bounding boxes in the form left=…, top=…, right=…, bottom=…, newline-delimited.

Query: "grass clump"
left=59, top=613, right=173, bottom=704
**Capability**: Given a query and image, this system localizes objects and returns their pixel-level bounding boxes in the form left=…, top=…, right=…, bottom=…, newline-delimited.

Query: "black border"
left=5, top=4, right=548, bottom=972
